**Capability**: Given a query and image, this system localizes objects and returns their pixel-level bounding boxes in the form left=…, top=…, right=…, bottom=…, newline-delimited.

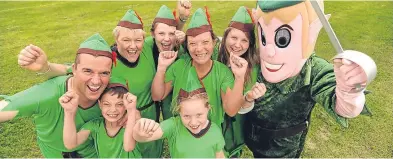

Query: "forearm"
left=224, top=78, right=245, bottom=117
left=151, top=66, right=167, bottom=101
left=335, top=89, right=365, bottom=118
left=123, top=109, right=136, bottom=152
left=0, top=101, right=17, bottom=122
left=41, top=62, right=70, bottom=79
left=63, top=111, right=78, bottom=150
left=176, top=18, right=186, bottom=31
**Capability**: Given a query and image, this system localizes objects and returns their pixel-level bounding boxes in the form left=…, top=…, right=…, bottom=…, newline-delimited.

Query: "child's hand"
left=59, top=91, right=79, bottom=113
left=245, top=82, right=266, bottom=102
left=123, top=92, right=137, bottom=110
left=136, top=118, right=160, bottom=137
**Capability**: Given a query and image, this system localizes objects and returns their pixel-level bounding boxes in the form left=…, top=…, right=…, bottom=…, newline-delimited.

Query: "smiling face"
left=225, top=28, right=250, bottom=56
left=98, top=87, right=128, bottom=123
left=72, top=54, right=112, bottom=102
left=114, top=27, right=145, bottom=63
left=152, top=22, right=177, bottom=52
left=257, top=13, right=306, bottom=83
left=179, top=98, right=210, bottom=134
left=187, top=32, right=215, bottom=65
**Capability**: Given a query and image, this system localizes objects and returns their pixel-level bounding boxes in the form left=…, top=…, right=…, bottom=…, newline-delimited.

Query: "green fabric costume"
left=214, top=6, right=257, bottom=157
left=161, top=116, right=225, bottom=158
left=3, top=76, right=99, bottom=158
left=222, top=65, right=259, bottom=157
left=165, top=58, right=234, bottom=126
left=111, top=9, right=163, bottom=158
left=81, top=117, right=142, bottom=158
left=2, top=33, right=113, bottom=158
left=245, top=54, right=350, bottom=158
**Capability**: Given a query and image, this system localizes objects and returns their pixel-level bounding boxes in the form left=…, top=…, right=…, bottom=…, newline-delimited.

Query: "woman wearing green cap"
left=215, top=6, right=266, bottom=158
left=151, top=7, right=248, bottom=157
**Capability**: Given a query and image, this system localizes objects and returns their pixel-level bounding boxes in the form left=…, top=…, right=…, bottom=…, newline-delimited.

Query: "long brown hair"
left=217, top=27, right=258, bottom=83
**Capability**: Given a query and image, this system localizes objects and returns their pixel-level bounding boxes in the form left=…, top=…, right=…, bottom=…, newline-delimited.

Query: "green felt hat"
left=117, top=9, right=143, bottom=29
left=108, top=76, right=129, bottom=91
left=77, top=33, right=112, bottom=59
left=153, top=5, right=177, bottom=27
left=178, top=67, right=206, bottom=98
left=186, top=7, right=212, bottom=37
left=229, top=6, right=255, bottom=32
left=257, top=0, right=303, bottom=13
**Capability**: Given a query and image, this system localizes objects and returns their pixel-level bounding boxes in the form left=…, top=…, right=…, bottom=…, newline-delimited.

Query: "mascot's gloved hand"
left=333, top=50, right=377, bottom=118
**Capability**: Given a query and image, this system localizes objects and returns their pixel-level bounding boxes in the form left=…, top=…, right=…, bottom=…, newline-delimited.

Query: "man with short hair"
left=0, top=33, right=113, bottom=158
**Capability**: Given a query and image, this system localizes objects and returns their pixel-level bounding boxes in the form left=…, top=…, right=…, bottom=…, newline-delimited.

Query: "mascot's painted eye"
left=275, top=28, right=291, bottom=48
left=261, top=30, right=266, bottom=46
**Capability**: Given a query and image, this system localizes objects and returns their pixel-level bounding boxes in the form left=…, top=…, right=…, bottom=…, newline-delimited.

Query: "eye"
left=184, top=115, right=190, bottom=118
left=275, top=28, right=291, bottom=48
left=203, top=40, right=209, bottom=45
left=259, top=24, right=266, bottom=46
left=102, top=103, right=110, bottom=107
left=189, top=43, right=196, bottom=46
left=83, top=69, right=92, bottom=75
left=196, top=114, right=202, bottom=117
left=231, top=37, right=237, bottom=40
left=116, top=102, right=124, bottom=107
left=159, top=32, right=164, bottom=36
left=100, top=71, right=111, bottom=77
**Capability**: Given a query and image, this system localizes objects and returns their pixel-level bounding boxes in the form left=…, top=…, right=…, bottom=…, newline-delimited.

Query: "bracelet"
left=36, top=62, right=51, bottom=75
left=179, top=16, right=187, bottom=22
left=244, top=95, right=254, bottom=103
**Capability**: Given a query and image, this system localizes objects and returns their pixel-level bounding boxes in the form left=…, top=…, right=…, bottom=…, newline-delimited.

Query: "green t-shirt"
left=2, top=76, right=100, bottom=158
left=81, top=117, right=142, bottom=158
left=112, top=47, right=157, bottom=119
left=161, top=116, right=225, bottom=158
left=165, top=58, right=234, bottom=125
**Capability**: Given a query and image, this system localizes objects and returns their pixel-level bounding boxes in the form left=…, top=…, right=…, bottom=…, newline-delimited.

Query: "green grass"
left=0, top=1, right=392, bottom=158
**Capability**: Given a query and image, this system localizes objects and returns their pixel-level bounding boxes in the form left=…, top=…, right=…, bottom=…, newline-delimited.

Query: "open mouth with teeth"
left=194, top=53, right=208, bottom=59
left=106, top=114, right=120, bottom=118
left=161, top=43, right=172, bottom=51
left=127, top=50, right=137, bottom=55
left=87, top=85, right=101, bottom=93
left=188, top=125, right=200, bottom=132
left=264, top=61, right=284, bottom=72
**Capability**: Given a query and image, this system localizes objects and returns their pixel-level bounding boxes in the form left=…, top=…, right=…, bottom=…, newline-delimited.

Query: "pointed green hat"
left=229, top=6, right=255, bottom=32
left=77, top=33, right=112, bottom=59
left=108, top=76, right=129, bottom=91
left=153, top=5, right=177, bottom=27
left=178, top=67, right=206, bottom=99
left=117, top=9, right=143, bottom=29
left=186, top=7, right=213, bottom=37
left=257, top=0, right=303, bottom=13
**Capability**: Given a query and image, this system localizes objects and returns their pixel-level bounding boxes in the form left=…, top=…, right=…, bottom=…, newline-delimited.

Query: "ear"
left=308, top=14, right=331, bottom=44
left=150, top=31, right=155, bottom=38
left=72, top=63, right=76, bottom=76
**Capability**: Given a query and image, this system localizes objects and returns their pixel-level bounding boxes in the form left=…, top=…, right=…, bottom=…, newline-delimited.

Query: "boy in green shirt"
left=61, top=77, right=141, bottom=158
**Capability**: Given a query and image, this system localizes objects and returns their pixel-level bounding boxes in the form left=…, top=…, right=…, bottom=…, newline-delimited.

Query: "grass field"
left=0, top=1, right=392, bottom=158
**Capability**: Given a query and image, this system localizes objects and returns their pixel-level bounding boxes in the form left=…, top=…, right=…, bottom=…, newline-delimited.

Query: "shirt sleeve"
left=310, top=57, right=348, bottom=127
left=2, top=78, right=62, bottom=119
left=219, top=64, right=235, bottom=93
left=160, top=117, right=176, bottom=139
left=80, top=119, right=99, bottom=141
left=214, top=125, right=225, bottom=153
left=165, top=60, right=180, bottom=84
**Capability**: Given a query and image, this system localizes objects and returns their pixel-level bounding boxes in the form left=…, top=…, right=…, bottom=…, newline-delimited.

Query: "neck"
left=68, top=77, right=96, bottom=109
left=192, top=60, right=213, bottom=78
left=105, top=119, right=121, bottom=129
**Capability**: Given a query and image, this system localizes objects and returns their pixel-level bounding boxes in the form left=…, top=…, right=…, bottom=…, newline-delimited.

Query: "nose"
left=164, top=34, right=170, bottom=41
left=266, top=44, right=276, bottom=57
left=234, top=40, right=241, bottom=48
left=129, top=41, right=136, bottom=49
left=90, top=74, right=102, bottom=85
left=189, top=117, right=198, bottom=126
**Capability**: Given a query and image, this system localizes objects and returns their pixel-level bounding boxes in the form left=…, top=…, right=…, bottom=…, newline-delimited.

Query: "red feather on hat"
left=112, top=51, right=117, bottom=67
left=246, top=8, right=255, bottom=24
left=134, top=10, right=143, bottom=27
left=204, top=6, right=212, bottom=28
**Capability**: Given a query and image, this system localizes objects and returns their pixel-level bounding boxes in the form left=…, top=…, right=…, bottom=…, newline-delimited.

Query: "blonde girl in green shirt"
left=133, top=85, right=225, bottom=158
